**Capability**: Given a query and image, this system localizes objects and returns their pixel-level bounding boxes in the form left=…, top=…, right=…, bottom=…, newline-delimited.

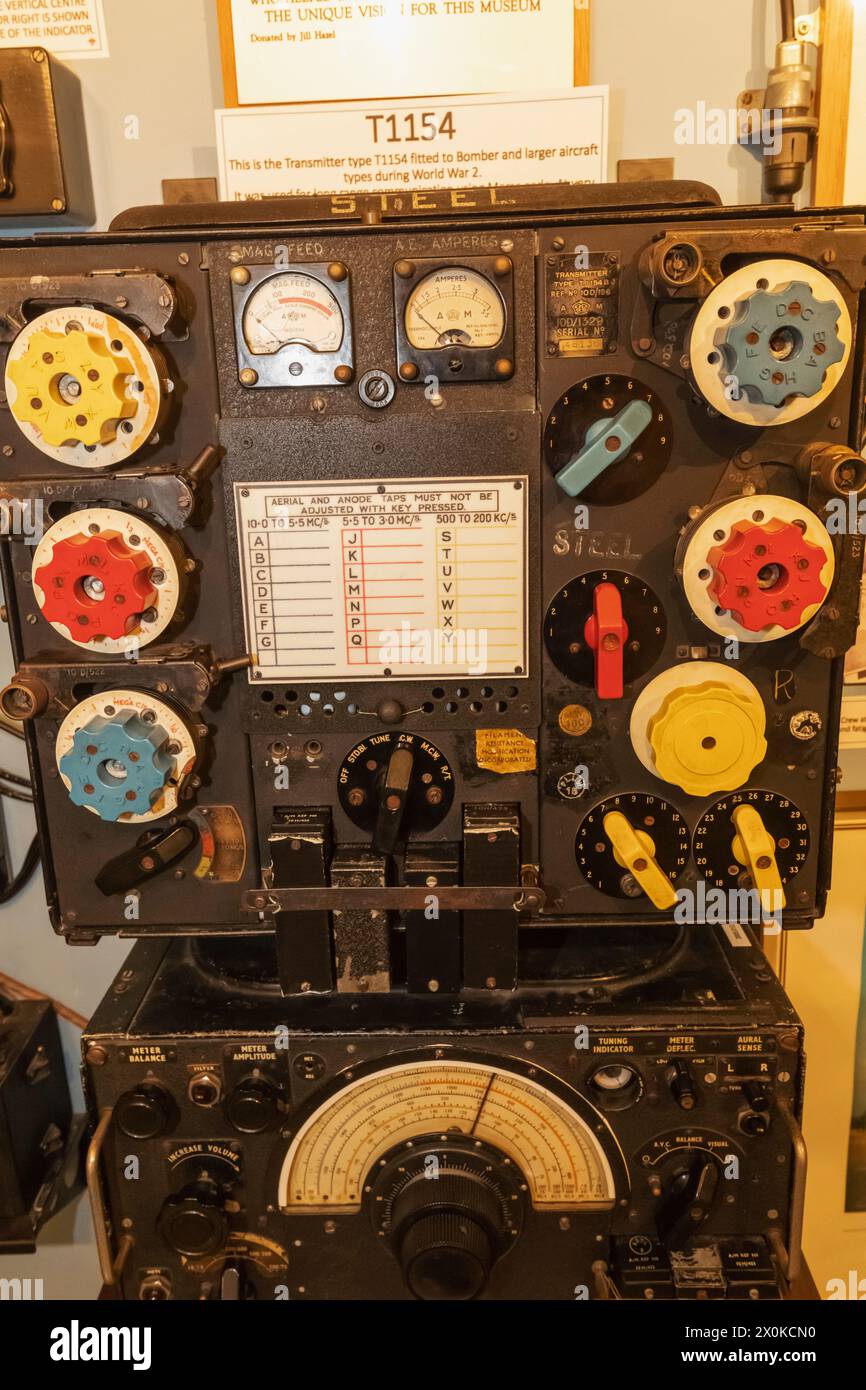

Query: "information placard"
left=223, top=0, right=577, bottom=105
left=216, top=88, right=607, bottom=199
left=0, top=0, right=108, bottom=58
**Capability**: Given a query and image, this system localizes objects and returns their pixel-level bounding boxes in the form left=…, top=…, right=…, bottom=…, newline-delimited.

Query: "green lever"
left=554, top=398, right=653, bottom=498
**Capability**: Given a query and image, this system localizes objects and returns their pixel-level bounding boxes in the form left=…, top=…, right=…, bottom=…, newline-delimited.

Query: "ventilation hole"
left=481, top=686, right=493, bottom=698
left=456, top=687, right=468, bottom=698
left=334, top=690, right=346, bottom=702
left=446, top=702, right=458, bottom=714
left=470, top=701, right=482, bottom=713
left=261, top=690, right=275, bottom=703
left=285, top=690, right=298, bottom=702
left=309, top=691, right=321, bottom=702
left=506, top=686, right=519, bottom=697
left=274, top=704, right=288, bottom=717
left=299, top=704, right=312, bottom=717
left=421, top=702, right=434, bottom=714
left=323, top=704, right=334, bottom=715
left=496, top=701, right=508, bottom=713
left=432, top=687, right=445, bottom=699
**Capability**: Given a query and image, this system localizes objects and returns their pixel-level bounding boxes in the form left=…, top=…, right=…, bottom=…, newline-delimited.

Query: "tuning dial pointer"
left=730, top=804, right=786, bottom=921
left=584, top=582, right=629, bottom=699
left=554, top=398, right=652, bottom=497
left=602, top=810, right=678, bottom=911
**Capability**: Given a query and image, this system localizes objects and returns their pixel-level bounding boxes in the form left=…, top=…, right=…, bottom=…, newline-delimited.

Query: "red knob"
left=34, top=531, right=158, bottom=642
left=707, top=518, right=830, bottom=632
left=583, top=582, right=629, bottom=699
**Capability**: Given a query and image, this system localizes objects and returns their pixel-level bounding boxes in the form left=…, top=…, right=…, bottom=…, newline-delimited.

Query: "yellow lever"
left=731, top=804, right=786, bottom=922
left=603, top=810, right=678, bottom=911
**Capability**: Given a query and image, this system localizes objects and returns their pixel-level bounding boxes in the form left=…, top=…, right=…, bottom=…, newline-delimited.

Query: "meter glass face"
left=404, top=266, right=505, bottom=350
left=242, top=272, right=344, bottom=356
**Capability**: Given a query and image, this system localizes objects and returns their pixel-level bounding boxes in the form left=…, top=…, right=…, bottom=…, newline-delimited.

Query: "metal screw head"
left=239, top=367, right=258, bottom=386
left=86, top=1045, right=108, bottom=1066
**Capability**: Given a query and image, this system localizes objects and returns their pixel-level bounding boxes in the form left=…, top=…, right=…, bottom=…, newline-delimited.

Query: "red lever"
left=583, top=582, right=629, bottom=699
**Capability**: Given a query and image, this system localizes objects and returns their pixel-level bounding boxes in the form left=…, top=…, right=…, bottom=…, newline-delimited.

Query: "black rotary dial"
left=544, top=375, right=672, bottom=504
left=693, top=791, right=810, bottom=890
left=575, top=793, right=689, bottom=898
left=544, top=570, right=666, bottom=688
left=368, top=1136, right=524, bottom=1301
left=338, top=731, right=454, bottom=838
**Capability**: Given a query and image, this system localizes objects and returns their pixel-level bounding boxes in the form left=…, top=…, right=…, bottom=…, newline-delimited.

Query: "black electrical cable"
left=780, top=0, right=796, bottom=41
left=0, top=834, right=40, bottom=904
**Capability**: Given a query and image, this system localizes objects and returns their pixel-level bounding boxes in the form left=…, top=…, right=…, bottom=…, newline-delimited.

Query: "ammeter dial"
left=693, top=791, right=809, bottom=891
left=404, top=266, right=505, bottom=350
left=575, top=793, right=689, bottom=902
left=242, top=271, right=344, bottom=355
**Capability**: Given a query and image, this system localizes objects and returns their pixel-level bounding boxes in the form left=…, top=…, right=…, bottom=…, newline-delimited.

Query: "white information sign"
left=0, top=0, right=108, bottom=58
left=235, top=476, right=528, bottom=681
left=228, top=0, right=575, bottom=105
left=216, top=88, right=607, bottom=199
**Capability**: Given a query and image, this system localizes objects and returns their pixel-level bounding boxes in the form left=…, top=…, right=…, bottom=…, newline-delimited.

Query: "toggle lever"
left=730, top=804, right=786, bottom=922
left=373, top=743, right=416, bottom=855
left=584, top=582, right=629, bottom=699
left=554, top=398, right=652, bottom=497
left=602, top=810, right=678, bottom=911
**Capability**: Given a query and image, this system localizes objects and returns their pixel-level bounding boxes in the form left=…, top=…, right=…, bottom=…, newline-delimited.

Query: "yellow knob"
left=731, top=804, right=786, bottom=921
left=602, top=810, right=678, bottom=911
left=647, top=679, right=766, bottom=797
left=6, top=323, right=137, bottom=448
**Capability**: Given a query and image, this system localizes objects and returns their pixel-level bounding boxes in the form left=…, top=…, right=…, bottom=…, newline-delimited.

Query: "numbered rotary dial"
left=31, top=507, right=182, bottom=652
left=56, top=689, right=197, bottom=823
left=544, top=376, right=672, bottom=503
left=241, top=271, right=345, bottom=355
left=693, top=792, right=809, bottom=898
left=575, top=793, right=689, bottom=907
left=544, top=570, right=666, bottom=697
left=680, top=495, right=834, bottom=643
left=4, top=306, right=168, bottom=467
left=338, top=731, right=454, bottom=853
left=689, top=258, right=851, bottom=426
left=404, top=267, right=505, bottom=350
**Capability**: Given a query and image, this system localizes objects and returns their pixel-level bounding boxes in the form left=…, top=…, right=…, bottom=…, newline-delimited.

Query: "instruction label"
left=0, top=0, right=108, bottom=58
left=235, top=476, right=527, bottom=681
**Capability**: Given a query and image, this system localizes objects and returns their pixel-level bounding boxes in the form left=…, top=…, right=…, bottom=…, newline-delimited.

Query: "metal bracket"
left=794, top=7, right=822, bottom=46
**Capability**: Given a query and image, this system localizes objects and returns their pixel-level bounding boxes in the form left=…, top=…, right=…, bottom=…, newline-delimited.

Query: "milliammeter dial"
left=689, top=258, right=851, bottom=426
left=4, top=306, right=168, bottom=467
left=241, top=271, right=345, bottom=355
left=575, top=793, right=689, bottom=907
left=404, top=266, right=505, bottom=350
left=544, top=570, right=666, bottom=697
left=31, top=507, right=183, bottom=653
left=544, top=375, right=672, bottom=502
left=277, top=1057, right=617, bottom=1213
left=693, top=791, right=809, bottom=898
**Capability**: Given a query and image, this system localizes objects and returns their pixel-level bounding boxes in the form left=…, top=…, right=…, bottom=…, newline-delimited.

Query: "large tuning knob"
left=630, top=662, right=766, bottom=798
left=158, top=1177, right=230, bottom=1258
left=391, top=1170, right=506, bottom=1301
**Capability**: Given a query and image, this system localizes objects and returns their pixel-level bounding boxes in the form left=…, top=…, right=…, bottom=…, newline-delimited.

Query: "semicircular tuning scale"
left=31, top=507, right=183, bottom=652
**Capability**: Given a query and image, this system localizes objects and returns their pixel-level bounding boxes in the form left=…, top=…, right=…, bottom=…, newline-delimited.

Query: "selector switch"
left=554, top=398, right=653, bottom=497
left=583, top=583, right=629, bottom=699
left=730, top=804, right=786, bottom=920
left=668, top=1061, right=697, bottom=1112
left=602, top=811, right=677, bottom=910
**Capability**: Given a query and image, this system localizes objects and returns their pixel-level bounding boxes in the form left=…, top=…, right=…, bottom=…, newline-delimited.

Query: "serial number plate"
left=235, top=476, right=528, bottom=681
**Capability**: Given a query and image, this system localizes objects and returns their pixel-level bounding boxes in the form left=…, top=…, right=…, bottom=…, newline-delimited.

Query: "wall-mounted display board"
left=218, top=0, right=588, bottom=106
left=784, top=806, right=866, bottom=1297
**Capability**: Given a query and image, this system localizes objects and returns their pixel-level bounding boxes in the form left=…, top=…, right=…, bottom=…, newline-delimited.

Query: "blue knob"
left=720, top=280, right=845, bottom=408
left=59, top=710, right=174, bottom=821
left=554, top=398, right=653, bottom=498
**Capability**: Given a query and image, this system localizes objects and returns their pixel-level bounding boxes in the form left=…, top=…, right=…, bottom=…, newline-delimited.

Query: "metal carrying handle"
left=86, top=1107, right=133, bottom=1287
left=767, top=1101, right=807, bottom=1287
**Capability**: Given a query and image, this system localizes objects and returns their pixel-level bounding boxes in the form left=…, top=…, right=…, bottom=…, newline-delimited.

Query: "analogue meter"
left=404, top=266, right=505, bottom=350
left=242, top=271, right=345, bottom=356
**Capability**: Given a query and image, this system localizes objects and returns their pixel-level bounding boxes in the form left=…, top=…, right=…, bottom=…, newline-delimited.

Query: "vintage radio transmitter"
left=0, top=182, right=864, bottom=999
left=83, top=925, right=805, bottom=1301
